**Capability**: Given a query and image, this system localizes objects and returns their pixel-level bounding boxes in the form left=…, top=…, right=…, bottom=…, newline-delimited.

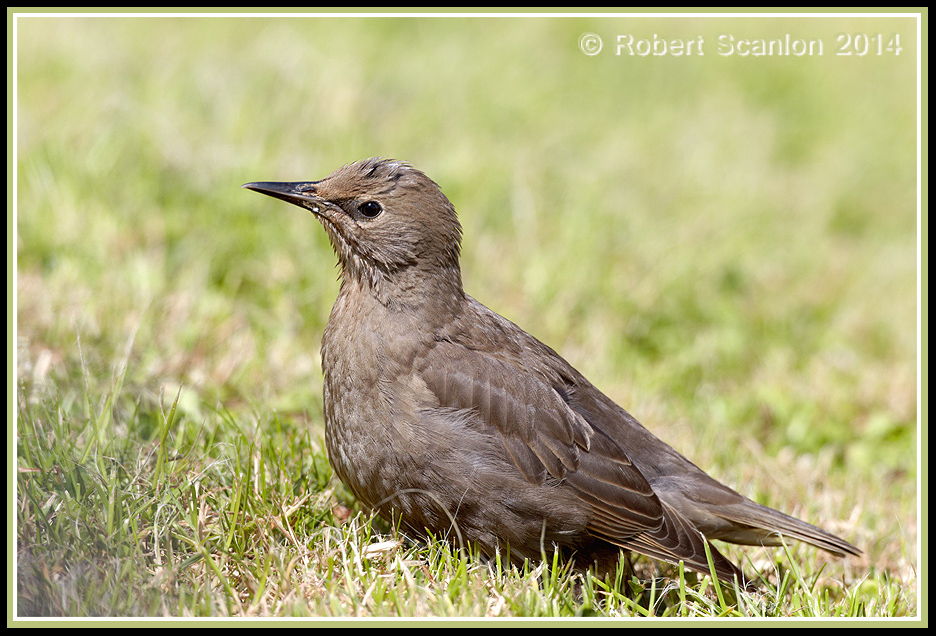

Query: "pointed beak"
left=242, top=181, right=325, bottom=210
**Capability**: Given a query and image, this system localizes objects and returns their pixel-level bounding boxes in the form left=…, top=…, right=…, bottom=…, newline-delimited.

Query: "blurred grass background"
left=15, top=14, right=918, bottom=618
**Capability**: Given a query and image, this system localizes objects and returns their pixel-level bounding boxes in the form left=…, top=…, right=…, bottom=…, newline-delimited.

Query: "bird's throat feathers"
left=335, top=251, right=466, bottom=312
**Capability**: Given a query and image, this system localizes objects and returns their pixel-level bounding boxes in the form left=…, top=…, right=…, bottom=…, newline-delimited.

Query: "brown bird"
left=243, top=158, right=860, bottom=586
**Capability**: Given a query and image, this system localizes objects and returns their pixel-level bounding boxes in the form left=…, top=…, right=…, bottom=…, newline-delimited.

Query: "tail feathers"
left=707, top=501, right=861, bottom=558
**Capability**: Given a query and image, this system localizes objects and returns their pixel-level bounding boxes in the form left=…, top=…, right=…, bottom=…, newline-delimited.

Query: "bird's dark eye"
left=358, top=201, right=383, bottom=218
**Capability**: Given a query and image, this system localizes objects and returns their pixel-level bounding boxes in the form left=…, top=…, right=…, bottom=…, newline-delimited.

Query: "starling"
left=243, top=158, right=860, bottom=586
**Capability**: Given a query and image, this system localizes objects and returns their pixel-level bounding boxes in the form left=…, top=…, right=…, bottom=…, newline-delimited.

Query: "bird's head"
left=244, top=158, right=464, bottom=303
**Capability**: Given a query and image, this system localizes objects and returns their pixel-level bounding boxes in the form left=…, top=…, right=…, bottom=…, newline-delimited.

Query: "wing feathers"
left=419, top=341, right=673, bottom=544
left=416, top=333, right=854, bottom=585
left=420, top=343, right=594, bottom=480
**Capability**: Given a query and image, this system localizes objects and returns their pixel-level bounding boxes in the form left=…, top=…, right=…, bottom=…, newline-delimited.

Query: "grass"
left=14, top=379, right=914, bottom=618
left=14, top=12, right=919, bottom=621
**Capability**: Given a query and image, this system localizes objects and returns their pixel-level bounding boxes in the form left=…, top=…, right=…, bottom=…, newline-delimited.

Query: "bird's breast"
left=320, top=290, right=439, bottom=501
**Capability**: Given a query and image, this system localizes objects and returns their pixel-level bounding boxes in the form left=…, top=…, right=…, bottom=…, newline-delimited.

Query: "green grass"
left=14, top=13, right=918, bottom=620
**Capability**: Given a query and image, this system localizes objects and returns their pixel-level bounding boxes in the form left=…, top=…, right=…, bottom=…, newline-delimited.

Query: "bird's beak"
left=242, top=181, right=325, bottom=210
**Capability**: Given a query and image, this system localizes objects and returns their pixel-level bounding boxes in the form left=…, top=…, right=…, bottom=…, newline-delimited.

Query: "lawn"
left=14, top=12, right=919, bottom=621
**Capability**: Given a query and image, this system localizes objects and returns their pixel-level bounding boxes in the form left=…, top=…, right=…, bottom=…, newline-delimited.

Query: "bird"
left=243, top=158, right=860, bottom=587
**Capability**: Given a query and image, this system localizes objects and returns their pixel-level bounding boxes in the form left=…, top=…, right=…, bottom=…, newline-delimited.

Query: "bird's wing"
left=418, top=340, right=621, bottom=475
left=416, top=338, right=747, bottom=583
